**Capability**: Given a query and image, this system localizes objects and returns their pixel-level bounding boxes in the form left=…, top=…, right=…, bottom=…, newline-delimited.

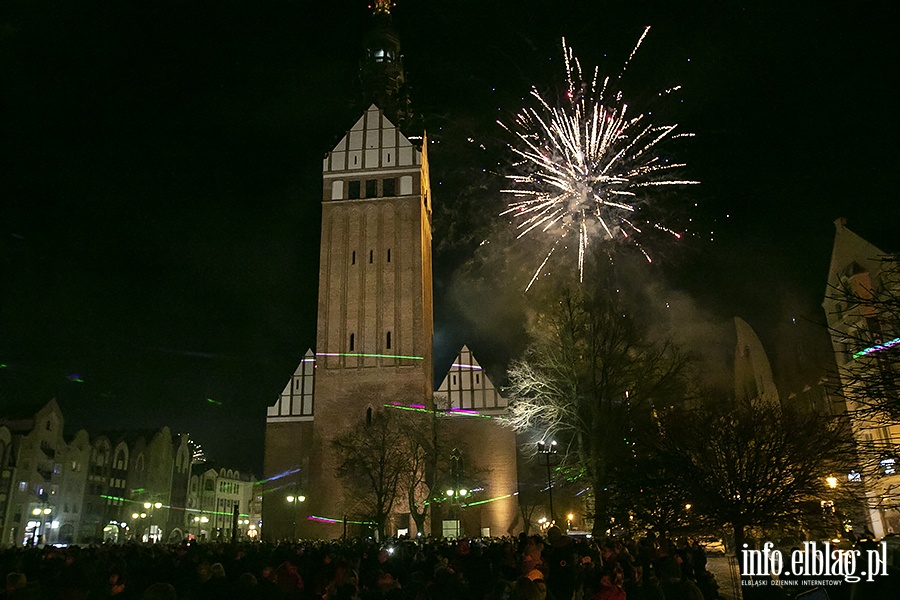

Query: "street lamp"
left=142, top=502, right=163, bottom=542
left=286, top=494, right=305, bottom=540
left=131, top=512, right=149, bottom=541
left=537, top=440, right=558, bottom=524
left=31, top=507, right=52, bottom=546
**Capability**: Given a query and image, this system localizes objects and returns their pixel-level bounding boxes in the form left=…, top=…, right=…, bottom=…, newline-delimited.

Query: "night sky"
left=2, top=1, right=897, bottom=473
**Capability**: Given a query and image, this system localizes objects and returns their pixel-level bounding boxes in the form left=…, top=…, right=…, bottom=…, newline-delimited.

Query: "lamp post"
left=131, top=511, right=148, bottom=541
left=191, top=515, right=209, bottom=540
left=537, top=440, right=558, bottom=524
left=31, top=507, right=52, bottom=546
left=285, top=493, right=306, bottom=540
left=143, top=502, right=163, bottom=543
left=444, top=449, right=468, bottom=537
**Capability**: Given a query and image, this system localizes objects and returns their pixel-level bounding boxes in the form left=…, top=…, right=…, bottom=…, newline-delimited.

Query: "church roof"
left=435, top=345, right=508, bottom=413
left=324, top=104, right=422, bottom=173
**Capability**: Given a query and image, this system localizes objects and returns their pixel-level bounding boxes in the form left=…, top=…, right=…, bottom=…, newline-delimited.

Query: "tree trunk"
left=733, top=522, right=746, bottom=573
left=591, top=478, right=608, bottom=537
left=410, top=500, right=427, bottom=536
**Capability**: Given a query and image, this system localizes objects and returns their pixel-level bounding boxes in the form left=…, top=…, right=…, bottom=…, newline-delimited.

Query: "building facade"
left=822, top=218, right=900, bottom=536
left=0, top=399, right=246, bottom=546
left=186, top=466, right=257, bottom=542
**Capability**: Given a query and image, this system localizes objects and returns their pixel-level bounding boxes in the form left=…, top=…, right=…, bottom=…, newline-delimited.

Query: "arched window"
left=366, top=407, right=373, bottom=425
left=349, top=333, right=355, bottom=352
left=386, top=331, right=392, bottom=350
left=114, top=449, right=127, bottom=470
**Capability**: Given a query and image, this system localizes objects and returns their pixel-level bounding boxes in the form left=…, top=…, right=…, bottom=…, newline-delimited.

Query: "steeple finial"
left=372, top=0, right=392, bottom=15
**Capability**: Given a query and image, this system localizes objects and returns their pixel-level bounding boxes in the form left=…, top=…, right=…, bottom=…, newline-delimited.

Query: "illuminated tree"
left=505, top=288, right=689, bottom=535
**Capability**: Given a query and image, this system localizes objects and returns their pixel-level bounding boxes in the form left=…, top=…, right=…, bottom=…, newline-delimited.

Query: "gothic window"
left=114, top=449, right=126, bottom=470
left=352, top=251, right=356, bottom=265
left=383, top=177, right=396, bottom=196
left=365, top=179, right=377, bottom=198
left=348, top=180, right=361, bottom=199
left=369, top=250, right=373, bottom=264
left=366, top=407, right=373, bottom=425
left=349, top=333, right=355, bottom=352
left=386, top=331, right=392, bottom=349
left=387, top=248, right=391, bottom=263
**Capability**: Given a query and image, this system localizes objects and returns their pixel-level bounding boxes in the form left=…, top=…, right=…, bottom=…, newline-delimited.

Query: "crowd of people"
left=4, top=528, right=893, bottom=600
left=0, top=527, right=724, bottom=600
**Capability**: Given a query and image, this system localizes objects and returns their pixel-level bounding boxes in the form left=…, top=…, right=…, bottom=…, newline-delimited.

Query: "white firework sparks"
left=500, top=28, right=698, bottom=291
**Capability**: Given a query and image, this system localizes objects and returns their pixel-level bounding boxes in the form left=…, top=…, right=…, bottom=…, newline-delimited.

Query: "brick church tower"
left=263, top=1, right=519, bottom=540
left=263, top=1, right=434, bottom=539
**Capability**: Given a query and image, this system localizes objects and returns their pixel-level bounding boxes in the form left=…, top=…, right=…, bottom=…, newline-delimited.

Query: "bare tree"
left=656, top=399, right=855, bottom=554
left=331, top=408, right=413, bottom=540
left=612, top=449, right=695, bottom=536
left=505, top=289, right=688, bottom=535
left=824, top=254, right=900, bottom=518
left=826, top=254, right=900, bottom=422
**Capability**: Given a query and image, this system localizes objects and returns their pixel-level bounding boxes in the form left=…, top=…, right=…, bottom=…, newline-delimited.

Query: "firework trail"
left=499, top=28, right=698, bottom=291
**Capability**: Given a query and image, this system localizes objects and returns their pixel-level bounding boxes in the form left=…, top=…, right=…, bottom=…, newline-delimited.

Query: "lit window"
left=18, top=481, right=27, bottom=492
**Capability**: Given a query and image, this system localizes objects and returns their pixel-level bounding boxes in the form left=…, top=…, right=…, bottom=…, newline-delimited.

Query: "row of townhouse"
left=0, top=399, right=261, bottom=546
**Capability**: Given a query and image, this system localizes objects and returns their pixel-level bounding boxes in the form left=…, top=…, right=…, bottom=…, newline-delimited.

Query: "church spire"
left=360, top=1, right=417, bottom=131
left=372, top=0, right=392, bottom=15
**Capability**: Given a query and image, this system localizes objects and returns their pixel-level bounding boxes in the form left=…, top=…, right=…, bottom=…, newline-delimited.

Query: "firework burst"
left=500, top=28, right=698, bottom=291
